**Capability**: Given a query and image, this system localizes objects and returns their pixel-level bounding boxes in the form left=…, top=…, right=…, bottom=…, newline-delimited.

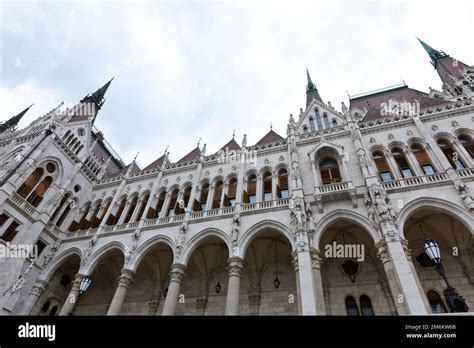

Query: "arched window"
left=303, top=125, right=308, bottom=133
left=315, top=109, right=323, bottom=130
left=319, top=158, right=342, bottom=184
left=107, top=197, right=126, bottom=226
left=51, top=194, right=69, bottom=222
left=309, top=117, right=316, bottom=132
left=17, top=168, right=43, bottom=198
left=332, top=119, right=337, bottom=127
left=410, top=143, right=435, bottom=174
left=178, top=186, right=191, bottom=214
left=78, top=204, right=91, bottom=230
left=244, top=174, right=257, bottom=204
left=56, top=198, right=73, bottom=228
left=26, top=176, right=52, bottom=207
left=41, top=301, right=50, bottom=313
left=277, top=168, right=289, bottom=198
left=166, top=189, right=179, bottom=217
left=62, top=131, right=71, bottom=141
left=427, top=290, right=448, bottom=314
left=224, top=177, right=237, bottom=207
left=88, top=201, right=102, bottom=228
left=359, top=295, right=374, bottom=316
left=437, top=139, right=465, bottom=169
left=458, top=134, right=474, bottom=158
left=345, top=296, right=359, bottom=316
left=262, top=171, right=273, bottom=201
left=148, top=191, right=166, bottom=218
left=134, top=193, right=149, bottom=222
left=323, top=114, right=330, bottom=128
left=372, top=151, right=393, bottom=182
left=195, top=183, right=209, bottom=211
left=391, top=147, right=413, bottom=178
left=212, top=181, right=223, bottom=209
left=49, top=305, right=58, bottom=316
left=123, top=195, right=138, bottom=223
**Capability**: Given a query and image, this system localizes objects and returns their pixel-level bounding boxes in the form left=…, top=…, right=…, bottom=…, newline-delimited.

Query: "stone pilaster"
left=107, top=269, right=135, bottom=315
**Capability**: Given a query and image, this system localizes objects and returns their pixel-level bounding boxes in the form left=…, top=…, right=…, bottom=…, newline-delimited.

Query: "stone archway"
left=177, top=235, right=229, bottom=315
left=121, top=242, right=174, bottom=315
left=32, top=253, right=81, bottom=316
left=74, top=248, right=124, bottom=315
left=319, top=218, right=397, bottom=315
left=240, top=228, right=297, bottom=315
left=403, top=207, right=474, bottom=313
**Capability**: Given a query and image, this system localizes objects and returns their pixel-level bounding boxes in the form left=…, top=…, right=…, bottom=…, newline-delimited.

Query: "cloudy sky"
left=1, top=0, right=473, bottom=167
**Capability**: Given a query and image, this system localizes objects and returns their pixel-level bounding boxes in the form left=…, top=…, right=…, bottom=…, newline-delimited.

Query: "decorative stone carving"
left=374, top=240, right=391, bottom=264
left=401, top=239, right=412, bottom=261
left=231, top=213, right=240, bottom=247
left=289, top=197, right=305, bottom=234
left=41, top=239, right=61, bottom=268
left=369, top=183, right=397, bottom=222
left=431, top=124, right=439, bottom=132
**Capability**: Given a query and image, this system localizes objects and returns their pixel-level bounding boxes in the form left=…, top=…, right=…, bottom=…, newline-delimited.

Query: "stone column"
left=206, top=184, right=214, bottom=211
left=272, top=173, right=278, bottom=200
left=452, top=139, right=473, bottom=167
left=219, top=183, right=227, bottom=208
left=375, top=238, right=429, bottom=314
left=225, top=257, right=244, bottom=315
left=162, top=264, right=186, bottom=315
left=386, top=153, right=402, bottom=179
left=59, top=273, right=86, bottom=316
left=107, top=269, right=135, bottom=315
left=117, top=201, right=131, bottom=224
left=309, top=249, right=326, bottom=315
left=310, top=159, right=320, bottom=188
left=19, top=279, right=48, bottom=315
left=404, top=147, right=423, bottom=177
left=295, top=248, right=317, bottom=315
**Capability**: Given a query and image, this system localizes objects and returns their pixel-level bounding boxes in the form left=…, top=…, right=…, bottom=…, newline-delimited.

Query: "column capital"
left=169, top=263, right=186, bottom=283
left=400, top=238, right=413, bottom=261
left=71, top=273, right=88, bottom=292
left=117, top=269, right=135, bottom=289
left=309, top=248, right=322, bottom=270
left=374, top=239, right=391, bottom=264
left=30, top=280, right=48, bottom=297
left=227, top=257, right=244, bottom=277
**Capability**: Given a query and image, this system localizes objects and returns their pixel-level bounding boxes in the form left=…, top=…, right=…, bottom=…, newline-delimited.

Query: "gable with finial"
left=296, top=98, right=344, bottom=135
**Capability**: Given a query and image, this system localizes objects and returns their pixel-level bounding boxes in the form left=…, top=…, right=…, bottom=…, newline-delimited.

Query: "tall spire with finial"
left=417, top=38, right=448, bottom=68
left=305, top=67, right=323, bottom=107
left=0, top=104, right=34, bottom=134
left=80, top=78, right=114, bottom=122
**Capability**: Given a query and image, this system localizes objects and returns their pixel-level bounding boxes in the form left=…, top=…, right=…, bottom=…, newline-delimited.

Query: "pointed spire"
left=242, top=134, right=247, bottom=148
left=305, top=68, right=323, bottom=106
left=306, top=67, right=316, bottom=92
left=417, top=38, right=448, bottom=68
left=0, top=104, right=33, bottom=133
left=80, top=77, right=114, bottom=112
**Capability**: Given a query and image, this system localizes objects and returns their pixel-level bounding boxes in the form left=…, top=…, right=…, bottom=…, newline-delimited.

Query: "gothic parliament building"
left=0, top=39, right=473, bottom=316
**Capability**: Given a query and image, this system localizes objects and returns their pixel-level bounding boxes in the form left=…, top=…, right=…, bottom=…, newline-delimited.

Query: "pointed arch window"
left=410, top=143, right=435, bottom=174
left=224, top=177, right=237, bottom=207
left=107, top=197, right=126, bottom=226
left=277, top=168, right=289, bottom=198
left=437, top=139, right=465, bottom=169
left=212, top=181, right=223, bottom=209
left=166, top=189, right=179, bottom=217
left=319, top=158, right=342, bottom=184
left=303, top=125, right=308, bottom=133
left=427, top=290, right=448, bottom=314
left=359, top=295, right=374, bottom=316
left=26, top=176, right=52, bottom=207
left=323, top=114, right=330, bottom=129
left=195, top=183, right=209, bottom=211
left=391, top=147, right=413, bottom=178
left=262, top=171, right=273, bottom=201
left=458, top=134, right=474, bottom=158
left=134, top=193, right=149, bottom=222
left=123, top=195, right=138, bottom=223
left=372, top=151, right=393, bottom=182
left=345, top=296, right=359, bottom=316
left=309, top=117, right=316, bottom=132
left=315, top=109, right=323, bottom=130
left=243, top=174, right=257, bottom=204
left=179, top=186, right=192, bottom=214
left=148, top=191, right=166, bottom=218
left=332, top=119, right=337, bottom=127
left=56, top=198, right=73, bottom=228
left=17, top=168, right=43, bottom=198
left=78, top=204, right=91, bottom=230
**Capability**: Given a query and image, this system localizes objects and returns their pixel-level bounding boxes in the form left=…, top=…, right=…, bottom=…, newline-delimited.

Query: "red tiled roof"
left=177, top=147, right=201, bottom=163
left=143, top=154, right=165, bottom=171
left=216, top=138, right=241, bottom=153
left=255, top=130, right=284, bottom=146
left=436, top=56, right=470, bottom=86
left=350, top=86, right=446, bottom=122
